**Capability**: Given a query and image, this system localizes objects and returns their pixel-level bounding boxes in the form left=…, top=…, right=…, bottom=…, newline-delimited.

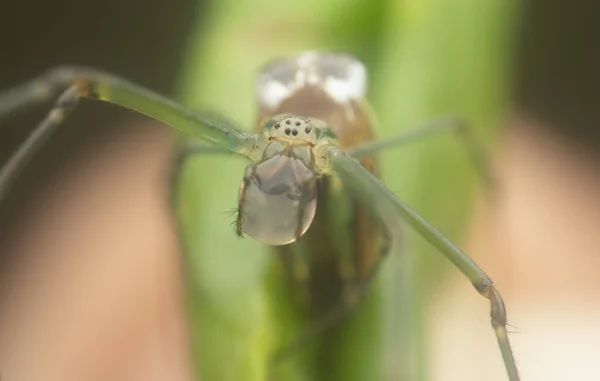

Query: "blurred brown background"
left=431, top=1, right=600, bottom=379
left=0, top=1, right=199, bottom=380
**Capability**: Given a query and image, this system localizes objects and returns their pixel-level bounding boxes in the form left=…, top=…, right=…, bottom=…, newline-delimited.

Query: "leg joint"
left=473, top=280, right=508, bottom=327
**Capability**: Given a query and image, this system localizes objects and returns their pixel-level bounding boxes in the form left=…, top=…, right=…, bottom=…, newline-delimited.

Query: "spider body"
left=0, top=51, right=520, bottom=381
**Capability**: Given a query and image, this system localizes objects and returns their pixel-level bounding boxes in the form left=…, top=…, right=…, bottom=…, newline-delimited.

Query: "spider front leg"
left=0, top=67, right=259, bottom=200
left=270, top=116, right=495, bottom=379
left=0, top=83, right=83, bottom=199
left=324, top=146, right=520, bottom=381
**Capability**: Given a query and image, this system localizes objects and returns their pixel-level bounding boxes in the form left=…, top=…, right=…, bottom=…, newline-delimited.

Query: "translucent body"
left=238, top=143, right=317, bottom=246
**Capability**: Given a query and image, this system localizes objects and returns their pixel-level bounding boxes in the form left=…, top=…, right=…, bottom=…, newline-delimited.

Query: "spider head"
left=236, top=135, right=318, bottom=245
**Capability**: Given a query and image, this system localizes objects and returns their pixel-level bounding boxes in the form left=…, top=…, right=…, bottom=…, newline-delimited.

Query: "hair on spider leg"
left=222, top=207, right=239, bottom=218
left=223, top=208, right=241, bottom=229
left=233, top=220, right=245, bottom=239
left=223, top=208, right=245, bottom=239
left=505, top=323, right=523, bottom=335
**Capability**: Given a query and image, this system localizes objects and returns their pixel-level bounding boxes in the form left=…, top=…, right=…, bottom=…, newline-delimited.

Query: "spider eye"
left=266, top=115, right=319, bottom=143
left=237, top=154, right=317, bottom=245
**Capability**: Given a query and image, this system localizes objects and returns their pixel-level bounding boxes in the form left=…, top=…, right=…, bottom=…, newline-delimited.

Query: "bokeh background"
left=1, top=0, right=599, bottom=380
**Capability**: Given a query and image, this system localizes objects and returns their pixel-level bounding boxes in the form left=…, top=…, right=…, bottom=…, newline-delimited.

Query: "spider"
left=0, top=51, right=519, bottom=380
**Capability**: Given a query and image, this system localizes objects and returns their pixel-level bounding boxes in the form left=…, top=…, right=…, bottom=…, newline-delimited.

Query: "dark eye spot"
left=292, top=129, right=298, bottom=136
left=285, top=119, right=291, bottom=125
left=284, top=127, right=291, bottom=135
left=295, top=121, right=301, bottom=126
left=274, top=122, right=280, bottom=129
left=305, top=127, right=312, bottom=134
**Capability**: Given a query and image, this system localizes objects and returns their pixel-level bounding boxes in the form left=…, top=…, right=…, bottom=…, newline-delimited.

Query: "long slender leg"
left=270, top=118, right=494, bottom=374
left=348, top=116, right=494, bottom=187
left=324, top=146, right=520, bottom=381
left=0, top=67, right=259, bottom=200
left=0, top=85, right=80, bottom=200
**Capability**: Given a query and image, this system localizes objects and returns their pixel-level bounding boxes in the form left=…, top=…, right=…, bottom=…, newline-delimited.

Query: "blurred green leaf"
left=174, top=0, right=515, bottom=380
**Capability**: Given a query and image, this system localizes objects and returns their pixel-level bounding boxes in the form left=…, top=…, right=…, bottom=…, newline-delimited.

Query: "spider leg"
left=348, top=116, right=494, bottom=187
left=325, top=146, right=520, bottom=381
left=269, top=117, right=494, bottom=379
left=0, top=67, right=259, bottom=200
left=0, top=85, right=81, bottom=200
